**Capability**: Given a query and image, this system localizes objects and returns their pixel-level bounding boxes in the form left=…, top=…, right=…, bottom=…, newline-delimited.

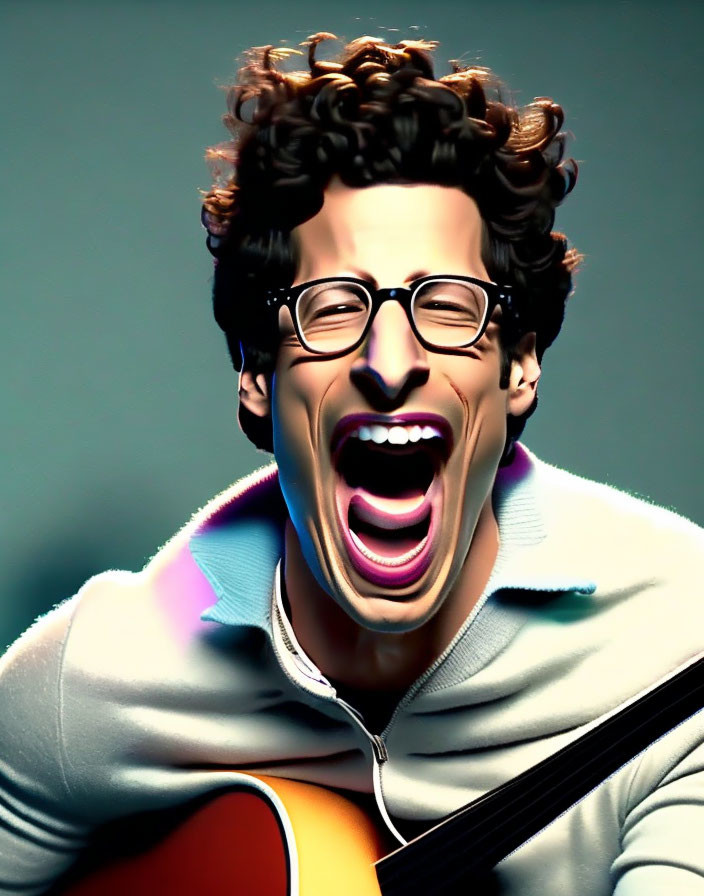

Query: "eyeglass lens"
left=295, top=280, right=489, bottom=352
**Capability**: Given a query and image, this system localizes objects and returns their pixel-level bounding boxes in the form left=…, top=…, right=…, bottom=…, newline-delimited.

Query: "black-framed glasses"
left=264, top=275, right=520, bottom=355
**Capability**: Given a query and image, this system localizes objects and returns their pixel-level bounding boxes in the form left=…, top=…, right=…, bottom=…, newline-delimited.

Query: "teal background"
left=2, top=1, right=702, bottom=649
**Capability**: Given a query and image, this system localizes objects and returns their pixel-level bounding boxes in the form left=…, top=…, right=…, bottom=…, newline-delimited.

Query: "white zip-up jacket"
left=1, top=444, right=703, bottom=894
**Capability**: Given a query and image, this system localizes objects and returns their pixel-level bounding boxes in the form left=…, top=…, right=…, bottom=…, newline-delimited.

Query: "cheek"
left=271, top=368, right=318, bottom=544
left=271, top=358, right=340, bottom=481
left=474, top=378, right=509, bottom=454
left=272, top=367, right=313, bottom=472
left=446, top=352, right=507, bottom=425
left=446, top=356, right=508, bottom=485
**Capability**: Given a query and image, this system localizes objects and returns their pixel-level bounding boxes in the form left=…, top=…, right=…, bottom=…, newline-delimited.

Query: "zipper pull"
left=372, top=734, right=388, bottom=764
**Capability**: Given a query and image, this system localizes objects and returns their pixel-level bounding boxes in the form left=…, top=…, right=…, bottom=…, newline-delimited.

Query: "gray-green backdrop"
left=2, top=0, right=702, bottom=649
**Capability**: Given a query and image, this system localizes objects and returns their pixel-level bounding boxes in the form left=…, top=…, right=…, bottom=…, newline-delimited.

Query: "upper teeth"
left=352, top=424, right=443, bottom=446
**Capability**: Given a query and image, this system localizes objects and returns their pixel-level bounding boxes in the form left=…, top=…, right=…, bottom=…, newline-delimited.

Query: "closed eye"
left=419, top=300, right=467, bottom=312
left=310, top=304, right=366, bottom=323
left=311, top=303, right=367, bottom=319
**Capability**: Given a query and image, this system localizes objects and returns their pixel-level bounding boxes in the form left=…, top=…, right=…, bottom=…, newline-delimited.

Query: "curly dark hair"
left=201, top=33, right=580, bottom=455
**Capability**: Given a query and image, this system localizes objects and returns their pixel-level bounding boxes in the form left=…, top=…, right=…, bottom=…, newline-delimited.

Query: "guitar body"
left=57, top=775, right=391, bottom=896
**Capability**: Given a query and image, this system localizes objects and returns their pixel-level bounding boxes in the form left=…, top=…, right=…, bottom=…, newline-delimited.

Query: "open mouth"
left=331, top=415, right=451, bottom=587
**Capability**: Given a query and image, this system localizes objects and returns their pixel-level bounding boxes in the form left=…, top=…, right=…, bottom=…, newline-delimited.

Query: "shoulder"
left=526, top=446, right=703, bottom=570
left=0, top=593, right=78, bottom=729
left=1, top=462, right=283, bottom=704
left=0, top=570, right=150, bottom=749
left=61, top=463, right=284, bottom=677
left=508, top=445, right=704, bottom=692
left=0, top=591, right=86, bottom=824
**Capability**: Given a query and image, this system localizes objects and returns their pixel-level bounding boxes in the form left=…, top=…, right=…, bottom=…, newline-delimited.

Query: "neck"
left=283, top=499, right=499, bottom=693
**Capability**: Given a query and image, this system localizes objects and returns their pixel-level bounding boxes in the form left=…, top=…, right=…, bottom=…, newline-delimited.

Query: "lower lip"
left=337, top=478, right=441, bottom=589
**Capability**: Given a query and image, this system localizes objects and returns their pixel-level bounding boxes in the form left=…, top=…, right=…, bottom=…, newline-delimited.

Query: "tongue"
left=349, top=490, right=429, bottom=530
left=351, top=527, right=426, bottom=559
left=346, top=488, right=431, bottom=560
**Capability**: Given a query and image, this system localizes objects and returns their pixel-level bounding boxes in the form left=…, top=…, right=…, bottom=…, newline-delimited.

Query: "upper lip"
left=330, top=412, right=454, bottom=462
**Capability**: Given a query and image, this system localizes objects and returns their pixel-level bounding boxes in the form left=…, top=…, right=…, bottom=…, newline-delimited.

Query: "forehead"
left=292, top=180, right=488, bottom=283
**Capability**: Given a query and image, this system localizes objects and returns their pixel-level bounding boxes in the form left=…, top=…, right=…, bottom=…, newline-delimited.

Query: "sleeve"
left=611, top=709, right=704, bottom=895
left=0, top=597, right=91, bottom=894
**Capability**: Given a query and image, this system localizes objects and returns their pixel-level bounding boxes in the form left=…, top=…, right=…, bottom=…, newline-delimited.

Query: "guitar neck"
left=375, top=655, right=704, bottom=896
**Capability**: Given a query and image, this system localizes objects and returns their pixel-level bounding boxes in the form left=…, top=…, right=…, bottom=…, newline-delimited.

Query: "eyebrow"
left=340, top=267, right=431, bottom=286
left=405, top=270, right=430, bottom=283
left=339, top=267, right=377, bottom=286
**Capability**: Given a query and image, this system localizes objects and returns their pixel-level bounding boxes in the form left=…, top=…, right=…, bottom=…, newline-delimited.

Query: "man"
left=1, top=34, right=703, bottom=895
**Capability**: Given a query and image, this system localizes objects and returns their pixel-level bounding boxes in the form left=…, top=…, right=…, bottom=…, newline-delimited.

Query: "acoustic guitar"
left=51, top=654, right=703, bottom=895
left=52, top=774, right=392, bottom=896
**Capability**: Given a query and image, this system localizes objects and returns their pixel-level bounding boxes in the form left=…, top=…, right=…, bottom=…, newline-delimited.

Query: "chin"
left=334, top=585, right=451, bottom=634
left=315, top=499, right=470, bottom=635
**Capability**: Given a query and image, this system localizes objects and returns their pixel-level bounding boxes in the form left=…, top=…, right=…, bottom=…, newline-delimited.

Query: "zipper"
left=334, top=697, right=405, bottom=846
left=335, top=697, right=389, bottom=763
left=271, top=566, right=405, bottom=843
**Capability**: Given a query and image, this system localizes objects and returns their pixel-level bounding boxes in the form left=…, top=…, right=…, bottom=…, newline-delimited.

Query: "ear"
left=506, top=331, right=541, bottom=418
left=238, top=369, right=271, bottom=419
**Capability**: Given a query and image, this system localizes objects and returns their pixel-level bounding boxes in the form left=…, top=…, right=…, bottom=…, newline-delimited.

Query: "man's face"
left=259, top=181, right=533, bottom=632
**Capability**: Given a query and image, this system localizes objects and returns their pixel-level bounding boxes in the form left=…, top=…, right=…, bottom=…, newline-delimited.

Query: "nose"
left=349, top=300, right=429, bottom=409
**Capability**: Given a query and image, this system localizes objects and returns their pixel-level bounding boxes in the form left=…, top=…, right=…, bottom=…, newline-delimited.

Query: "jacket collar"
left=189, top=443, right=595, bottom=634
